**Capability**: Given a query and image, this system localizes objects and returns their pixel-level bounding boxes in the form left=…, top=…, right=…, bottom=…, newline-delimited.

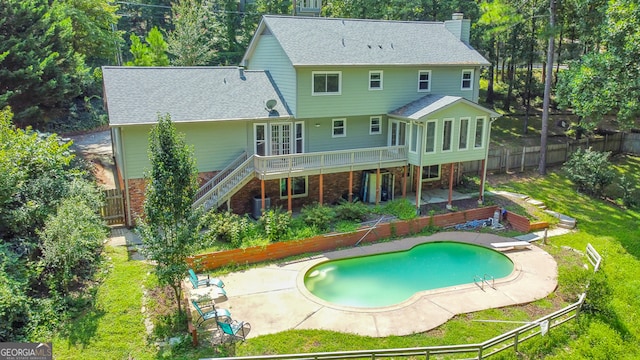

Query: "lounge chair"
left=188, top=269, right=224, bottom=289
left=217, top=319, right=251, bottom=342
left=191, top=300, right=231, bottom=327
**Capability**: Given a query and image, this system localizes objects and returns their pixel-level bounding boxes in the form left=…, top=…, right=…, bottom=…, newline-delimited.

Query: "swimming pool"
left=303, top=241, right=514, bottom=308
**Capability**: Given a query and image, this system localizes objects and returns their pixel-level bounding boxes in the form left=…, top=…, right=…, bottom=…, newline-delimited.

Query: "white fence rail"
left=254, top=146, right=408, bottom=179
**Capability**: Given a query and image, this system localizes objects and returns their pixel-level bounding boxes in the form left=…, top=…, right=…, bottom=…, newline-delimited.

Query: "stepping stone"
left=526, top=198, right=546, bottom=209
left=544, top=210, right=576, bottom=229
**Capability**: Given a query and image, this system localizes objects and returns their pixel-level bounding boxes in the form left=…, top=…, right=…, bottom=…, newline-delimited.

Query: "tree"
left=563, top=148, right=615, bottom=197
left=54, top=0, right=122, bottom=66
left=0, top=106, right=107, bottom=339
left=167, top=0, right=217, bottom=66
left=556, top=0, right=640, bottom=130
left=137, top=114, right=200, bottom=315
left=125, top=27, right=170, bottom=66
left=0, top=0, right=91, bottom=126
left=539, top=0, right=556, bottom=175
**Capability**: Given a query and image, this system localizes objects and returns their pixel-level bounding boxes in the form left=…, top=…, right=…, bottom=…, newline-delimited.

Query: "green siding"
left=305, top=115, right=388, bottom=152
left=400, top=102, right=492, bottom=166
left=296, top=66, right=481, bottom=119
left=246, top=35, right=297, bottom=116
left=122, top=121, right=249, bottom=179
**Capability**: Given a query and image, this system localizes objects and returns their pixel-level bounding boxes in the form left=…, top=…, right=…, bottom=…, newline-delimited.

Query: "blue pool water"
left=304, top=241, right=514, bottom=308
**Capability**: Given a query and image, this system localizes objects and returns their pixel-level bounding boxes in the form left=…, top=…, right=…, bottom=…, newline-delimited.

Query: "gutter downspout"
left=479, top=117, right=498, bottom=204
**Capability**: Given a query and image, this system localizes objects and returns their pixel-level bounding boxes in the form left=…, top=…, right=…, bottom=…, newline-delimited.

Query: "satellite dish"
left=265, top=99, right=277, bottom=111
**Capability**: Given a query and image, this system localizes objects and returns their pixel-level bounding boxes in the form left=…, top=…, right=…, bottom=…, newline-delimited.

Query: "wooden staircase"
left=193, top=152, right=255, bottom=212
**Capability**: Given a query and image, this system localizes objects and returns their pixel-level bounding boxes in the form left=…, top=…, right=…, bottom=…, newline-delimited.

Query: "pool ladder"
left=474, top=274, right=495, bottom=291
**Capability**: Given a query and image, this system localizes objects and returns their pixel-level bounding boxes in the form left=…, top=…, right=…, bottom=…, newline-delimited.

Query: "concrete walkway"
left=202, top=232, right=557, bottom=338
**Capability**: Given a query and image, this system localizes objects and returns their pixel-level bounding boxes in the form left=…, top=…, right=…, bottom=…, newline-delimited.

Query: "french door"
left=254, top=122, right=304, bottom=156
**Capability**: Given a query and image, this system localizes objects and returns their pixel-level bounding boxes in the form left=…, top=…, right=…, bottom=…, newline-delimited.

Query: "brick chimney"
left=444, top=13, right=471, bottom=44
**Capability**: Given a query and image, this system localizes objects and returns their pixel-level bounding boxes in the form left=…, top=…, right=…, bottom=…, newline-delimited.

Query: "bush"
left=259, top=208, right=291, bottom=242
left=381, top=199, right=417, bottom=220
left=335, top=200, right=370, bottom=222
left=617, top=175, right=639, bottom=209
left=201, top=211, right=253, bottom=246
left=300, top=203, right=336, bottom=231
left=563, top=148, right=615, bottom=197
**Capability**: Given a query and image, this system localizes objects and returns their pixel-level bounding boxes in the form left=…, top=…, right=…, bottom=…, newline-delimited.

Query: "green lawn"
left=51, top=246, right=156, bottom=359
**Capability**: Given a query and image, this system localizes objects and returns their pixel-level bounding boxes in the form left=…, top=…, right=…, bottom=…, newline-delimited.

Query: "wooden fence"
left=462, top=132, right=632, bottom=175
left=100, top=188, right=125, bottom=225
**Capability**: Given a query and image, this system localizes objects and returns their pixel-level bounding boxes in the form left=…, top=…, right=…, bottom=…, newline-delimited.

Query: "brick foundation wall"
left=228, top=167, right=408, bottom=215
left=127, top=178, right=147, bottom=223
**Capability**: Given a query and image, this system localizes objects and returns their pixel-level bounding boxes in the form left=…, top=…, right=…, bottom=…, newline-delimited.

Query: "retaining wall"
left=188, top=206, right=549, bottom=271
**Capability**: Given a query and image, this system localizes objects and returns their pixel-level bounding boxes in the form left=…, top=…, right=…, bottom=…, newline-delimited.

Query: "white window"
left=369, top=71, right=383, bottom=90
left=474, top=117, right=486, bottom=148
left=442, top=118, right=453, bottom=151
left=332, top=118, right=346, bottom=137
left=280, top=176, right=308, bottom=199
left=459, top=117, right=470, bottom=150
left=369, top=116, right=382, bottom=135
left=409, top=122, right=420, bottom=153
left=254, top=123, right=266, bottom=156
left=461, top=69, right=474, bottom=90
left=422, top=165, right=440, bottom=181
left=425, top=120, right=436, bottom=153
left=418, top=70, right=431, bottom=92
left=295, top=121, right=304, bottom=153
left=313, top=71, right=341, bottom=95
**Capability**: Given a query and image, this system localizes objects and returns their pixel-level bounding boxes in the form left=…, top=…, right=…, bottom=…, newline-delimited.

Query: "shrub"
left=335, top=200, right=370, bottom=222
left=617, top=175, right=639, bottom=209
left=259, top=208, right=291, bottom=242
left=201, top=211, right=253, bottom=246
left=382, top=199, right=417, bottom=220
left=563, top=148, right=615, bottom=197
left=300, top=203, right=335, bottom=231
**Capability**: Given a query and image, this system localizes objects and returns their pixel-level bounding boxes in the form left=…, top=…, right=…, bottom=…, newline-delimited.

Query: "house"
left=102, top=14, right=500, bottom=226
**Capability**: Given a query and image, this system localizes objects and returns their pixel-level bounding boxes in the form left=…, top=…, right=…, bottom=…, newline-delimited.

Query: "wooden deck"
left=253, top=146, right=408, bottom=180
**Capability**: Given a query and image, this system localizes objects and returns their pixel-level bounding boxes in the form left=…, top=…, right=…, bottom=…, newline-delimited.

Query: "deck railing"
left=254, top=146, right=408, bottom=179
left=192, top=155, right=254, bottom=211
left=195, top=151, right=248, bottom=201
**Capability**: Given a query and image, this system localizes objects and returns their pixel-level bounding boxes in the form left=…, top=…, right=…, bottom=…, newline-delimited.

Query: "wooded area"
left=1, top=0, right=639, bottom=133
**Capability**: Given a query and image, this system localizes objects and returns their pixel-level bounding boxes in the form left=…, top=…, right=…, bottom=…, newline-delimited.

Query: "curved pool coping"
left=213, top=231, right=558, bottom=338
left=296, top=241, right=522, bottom=312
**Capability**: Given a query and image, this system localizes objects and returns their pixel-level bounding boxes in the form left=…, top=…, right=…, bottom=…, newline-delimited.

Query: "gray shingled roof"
left=389, top=95, right=500, bottom=120
left=256, top=16, right=489, bottom=66
left=102, top=67, right=291, bottom=126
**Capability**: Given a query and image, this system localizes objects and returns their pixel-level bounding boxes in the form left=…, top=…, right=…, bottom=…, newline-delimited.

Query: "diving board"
left=490, top=241, right=531, bottom=250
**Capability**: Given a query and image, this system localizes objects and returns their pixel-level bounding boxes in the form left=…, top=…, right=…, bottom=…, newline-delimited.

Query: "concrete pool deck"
left=204, top=231, right=558, bottom=338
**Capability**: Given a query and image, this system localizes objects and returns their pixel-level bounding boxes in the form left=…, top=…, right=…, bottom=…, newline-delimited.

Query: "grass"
left=51, top=246, right=156, bottom=359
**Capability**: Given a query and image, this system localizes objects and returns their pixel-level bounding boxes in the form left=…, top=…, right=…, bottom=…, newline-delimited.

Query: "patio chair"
left=191, top=300, right=231, bottom=327
left=217, top=319, right=251, bottom=343
left=188, top=269, right=224, bottom=289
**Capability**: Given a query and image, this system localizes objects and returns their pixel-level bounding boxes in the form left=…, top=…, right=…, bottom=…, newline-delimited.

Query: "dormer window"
left=313, top=71, right=341, bottom=95
left=369, top=71, right=383, bottom=90
left=461, top=69, right=474, bottom=90
left=418, top=70, right=431, bottom=92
